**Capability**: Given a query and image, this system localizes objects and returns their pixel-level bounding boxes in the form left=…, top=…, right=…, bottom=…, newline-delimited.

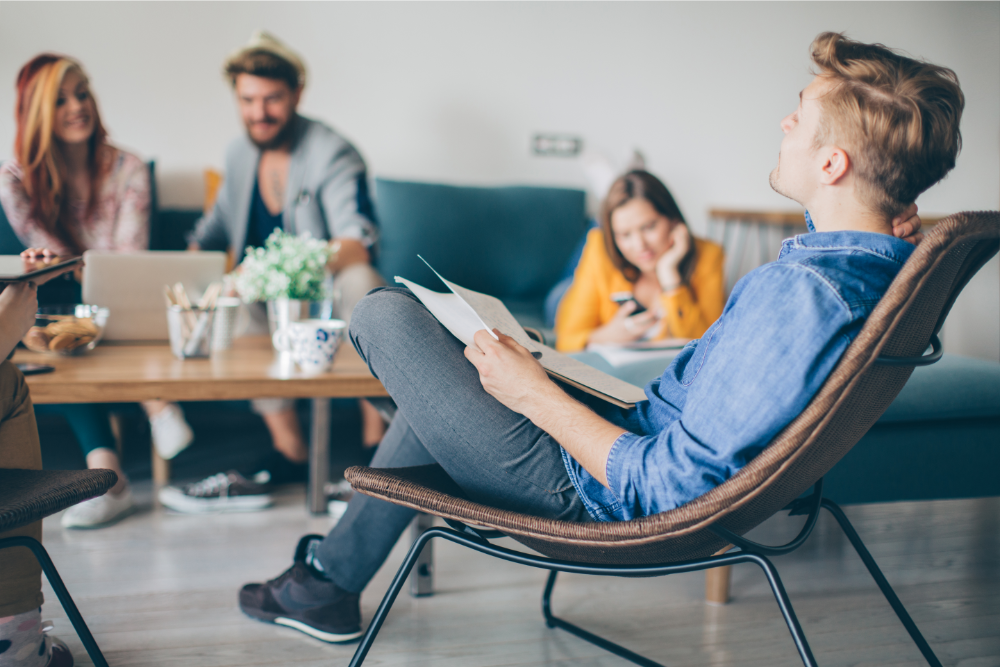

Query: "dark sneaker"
left=239, top=535, right=363, bottom=643
left=45, top=636, right=73, bottom=667
left=158, top=470, right=273, bottom=513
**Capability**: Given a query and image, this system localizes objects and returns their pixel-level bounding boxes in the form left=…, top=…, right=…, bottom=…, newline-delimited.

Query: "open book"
left=396, top=258, right=649, bottom=409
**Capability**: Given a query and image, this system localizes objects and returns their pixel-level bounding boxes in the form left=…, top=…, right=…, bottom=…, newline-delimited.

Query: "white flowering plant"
left=234, top=230, right=332, bottom=302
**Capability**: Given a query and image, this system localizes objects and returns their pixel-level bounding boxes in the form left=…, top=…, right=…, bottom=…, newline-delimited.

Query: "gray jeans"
left=317, top=287, right=591, bottom=593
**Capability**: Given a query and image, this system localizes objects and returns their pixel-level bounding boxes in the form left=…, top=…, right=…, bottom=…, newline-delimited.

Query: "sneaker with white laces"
left=158, top=470, right=273, bottom=514
left=149, top=403, right=194, bottom=460
left=61, top=486, right=134, bottom=529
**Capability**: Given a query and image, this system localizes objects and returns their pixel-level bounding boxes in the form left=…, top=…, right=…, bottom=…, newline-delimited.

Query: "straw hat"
left=225, top=30, right=307, bottom=88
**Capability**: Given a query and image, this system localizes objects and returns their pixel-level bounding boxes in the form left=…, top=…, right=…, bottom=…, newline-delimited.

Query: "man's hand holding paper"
left=465, top=328, right=555, bottom=416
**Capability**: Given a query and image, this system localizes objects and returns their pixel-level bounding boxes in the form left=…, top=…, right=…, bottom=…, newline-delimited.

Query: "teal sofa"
left=369, top=178, right=1000, bottom=505
left=8, top=172, right=993, bottom=506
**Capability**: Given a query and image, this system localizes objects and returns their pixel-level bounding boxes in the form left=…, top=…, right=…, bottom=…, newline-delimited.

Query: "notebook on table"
left=82, top=251, right=227, bottom=341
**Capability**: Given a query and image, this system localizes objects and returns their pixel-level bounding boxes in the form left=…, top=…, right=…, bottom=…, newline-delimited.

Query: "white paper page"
left=420, top=259, right=534, bottom=349
left=404, top=259, right=649, bottom=408
left=394, top=277, right=493, bottom=347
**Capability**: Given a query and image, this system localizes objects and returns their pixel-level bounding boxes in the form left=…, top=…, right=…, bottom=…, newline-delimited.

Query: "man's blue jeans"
left=317, top=287, right=591, bottom=593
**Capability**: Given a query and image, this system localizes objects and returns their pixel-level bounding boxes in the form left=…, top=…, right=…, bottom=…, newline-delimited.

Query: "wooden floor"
left=39, top=485, right=1000, bottom=667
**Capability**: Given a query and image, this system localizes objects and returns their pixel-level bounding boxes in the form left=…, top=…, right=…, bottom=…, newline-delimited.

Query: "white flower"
left=232, top=230, right=332, bottom=302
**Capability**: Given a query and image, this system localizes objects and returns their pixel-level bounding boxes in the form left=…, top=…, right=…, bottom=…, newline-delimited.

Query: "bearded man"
left=172, top=31, right=385, bottom=513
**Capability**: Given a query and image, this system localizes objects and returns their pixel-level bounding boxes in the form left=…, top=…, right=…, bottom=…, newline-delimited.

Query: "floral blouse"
left=0, top=148, right=150, bottom=255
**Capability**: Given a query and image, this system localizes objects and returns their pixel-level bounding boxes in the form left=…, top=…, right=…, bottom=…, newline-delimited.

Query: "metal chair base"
left=348, top=497, right=942, bottom=667
left=0, top=536, right=109, bottom=667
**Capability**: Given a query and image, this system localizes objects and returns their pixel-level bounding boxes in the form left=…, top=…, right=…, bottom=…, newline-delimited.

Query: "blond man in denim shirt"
left=238, top=32, right=962, bottom=643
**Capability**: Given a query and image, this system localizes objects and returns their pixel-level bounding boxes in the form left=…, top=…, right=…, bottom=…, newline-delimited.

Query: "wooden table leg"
left=705, top=565, right=732, bottom=605
left=308, top=398, right=331, bottom=514
left=152, top=446, right=170, bottom=486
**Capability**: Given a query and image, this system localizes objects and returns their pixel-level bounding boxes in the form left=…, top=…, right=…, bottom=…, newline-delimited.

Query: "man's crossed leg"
left=238, top=287, right=590, bottom=642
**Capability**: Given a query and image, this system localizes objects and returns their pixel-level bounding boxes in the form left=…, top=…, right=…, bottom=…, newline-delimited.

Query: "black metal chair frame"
left=348, top=339, right=946, bottom=667
left=0, top=535, right=109, bottom=667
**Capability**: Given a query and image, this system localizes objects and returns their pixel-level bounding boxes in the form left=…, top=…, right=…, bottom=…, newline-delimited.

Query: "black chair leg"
left=541, top=569, right=665, bottom=667
left=0, top=536, right=109, bottom=667
left=543, top=561, right=817, bottom=667
left=743, top=553, right=818, bottom=667
left=349, top=526, right=820, bottom=667
left=348, top=527, right=436, bottom=667
left=822, top=500, right=943, bottom=667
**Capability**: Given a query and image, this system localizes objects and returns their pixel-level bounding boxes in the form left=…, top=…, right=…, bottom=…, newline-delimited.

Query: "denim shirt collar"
left=783, top=211, right=915, bottom=266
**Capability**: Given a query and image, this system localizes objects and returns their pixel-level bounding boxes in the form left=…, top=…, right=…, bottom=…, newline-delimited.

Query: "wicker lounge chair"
left=0, top=468, right=118, bottom=667
left=345, top=211, right=999, bottom=667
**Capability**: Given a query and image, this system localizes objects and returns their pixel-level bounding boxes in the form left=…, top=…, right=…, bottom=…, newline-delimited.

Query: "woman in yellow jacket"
left=555, top=170, right=725, bottom=351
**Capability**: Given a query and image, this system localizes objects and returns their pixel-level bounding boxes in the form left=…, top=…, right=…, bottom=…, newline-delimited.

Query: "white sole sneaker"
left=158, top=485, right=273, bottom=514
left=274, top=617, right=364, bottom=643
left=62, top=486, right=135, bottom=529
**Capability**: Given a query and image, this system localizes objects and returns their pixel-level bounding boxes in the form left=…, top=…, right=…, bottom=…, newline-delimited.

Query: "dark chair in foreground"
left=0, top=469, right=117, bottom=667
left=345, top=211, right=999, bottom=667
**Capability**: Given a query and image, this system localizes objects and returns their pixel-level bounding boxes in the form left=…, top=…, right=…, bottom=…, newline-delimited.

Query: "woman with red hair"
left=1, top=54, right=147, bottom=254
left=0, top=54, right=193, bottom=529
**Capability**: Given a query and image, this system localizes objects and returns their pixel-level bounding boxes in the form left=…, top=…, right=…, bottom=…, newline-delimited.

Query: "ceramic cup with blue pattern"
left=273, top=319, right=347, bottom=375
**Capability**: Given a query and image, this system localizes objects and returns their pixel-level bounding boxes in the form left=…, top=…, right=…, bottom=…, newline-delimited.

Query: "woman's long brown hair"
left=14, top=54, right=109, bottom=254
left=599, top=170, right=698, bottom=284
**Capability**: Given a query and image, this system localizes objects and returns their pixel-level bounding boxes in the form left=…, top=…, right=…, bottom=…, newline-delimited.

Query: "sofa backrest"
left=373, top=178, right=587, bottom=324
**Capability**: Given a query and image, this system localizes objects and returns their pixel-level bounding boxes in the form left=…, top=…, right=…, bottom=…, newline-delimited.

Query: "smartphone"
left=610, top=292, right=647, bottom=315
left=16, top=362, right=55, bottom=376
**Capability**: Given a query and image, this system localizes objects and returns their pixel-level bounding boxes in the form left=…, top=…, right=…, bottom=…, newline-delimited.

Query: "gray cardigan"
left=189, top=116, right=377, bottom=253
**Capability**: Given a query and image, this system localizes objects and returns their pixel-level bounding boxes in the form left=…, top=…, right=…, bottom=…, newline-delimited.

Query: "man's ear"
left=819, top=146, right=851, bottom=185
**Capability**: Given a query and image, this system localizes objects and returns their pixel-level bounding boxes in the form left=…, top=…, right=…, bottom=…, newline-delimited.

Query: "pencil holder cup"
left=167, top=305, right=217, bottom=359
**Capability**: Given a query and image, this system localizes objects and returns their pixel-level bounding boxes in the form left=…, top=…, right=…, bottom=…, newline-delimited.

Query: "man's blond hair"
left=809, top=32, right=964, bottom=218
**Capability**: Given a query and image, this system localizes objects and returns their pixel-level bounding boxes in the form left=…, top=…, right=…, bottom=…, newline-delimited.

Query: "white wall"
left=1, top=1, right=997, bottom=360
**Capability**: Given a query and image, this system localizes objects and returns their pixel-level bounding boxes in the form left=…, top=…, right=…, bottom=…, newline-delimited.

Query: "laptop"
left=82, top=250, right=227, bottom=341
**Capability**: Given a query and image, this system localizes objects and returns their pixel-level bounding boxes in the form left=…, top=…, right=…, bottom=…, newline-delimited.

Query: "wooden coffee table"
left=14, top=336, right=388, bottom=513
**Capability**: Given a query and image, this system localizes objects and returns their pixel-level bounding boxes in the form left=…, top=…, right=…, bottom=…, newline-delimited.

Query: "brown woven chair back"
left=0, top=469, right=118, bottom=533
left=348, top=211, right=1000, bottom=565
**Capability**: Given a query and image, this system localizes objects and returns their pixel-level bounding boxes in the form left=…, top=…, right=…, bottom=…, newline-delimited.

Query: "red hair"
left=14, top=53, right=110, bottom=253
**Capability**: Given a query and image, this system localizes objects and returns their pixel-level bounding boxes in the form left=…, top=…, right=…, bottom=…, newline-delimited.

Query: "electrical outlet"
left=532, top=134, right=583, bottom=157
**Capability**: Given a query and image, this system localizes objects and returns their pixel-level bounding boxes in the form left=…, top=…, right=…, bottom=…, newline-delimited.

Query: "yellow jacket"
left=555, top=229, right=726, bottom=351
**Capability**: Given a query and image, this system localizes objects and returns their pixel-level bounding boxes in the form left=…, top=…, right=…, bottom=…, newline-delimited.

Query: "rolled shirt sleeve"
left=111, top=154, right=151, bottom=252
left=316, top=144, right=378, bottom=248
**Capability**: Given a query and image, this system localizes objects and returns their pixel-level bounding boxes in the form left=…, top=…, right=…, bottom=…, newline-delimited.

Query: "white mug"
left=272, top=319, right=346, bottom=374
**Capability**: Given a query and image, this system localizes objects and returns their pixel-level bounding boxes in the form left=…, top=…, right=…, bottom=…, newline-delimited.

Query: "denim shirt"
left=562, top=218, right=915, bottom=521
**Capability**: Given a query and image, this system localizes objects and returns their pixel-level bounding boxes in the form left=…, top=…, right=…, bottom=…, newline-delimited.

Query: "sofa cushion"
left=877, top=354, right=1000, bottom=422
left=373, top=179, right=587, bottom=318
